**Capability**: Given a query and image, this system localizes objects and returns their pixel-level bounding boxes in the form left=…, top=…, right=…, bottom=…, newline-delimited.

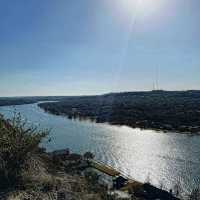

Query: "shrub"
left=0, top=113, right=48, bottom=189
left=84, top=170, right=100, bottom=185
left=83, top=152, right=95, bottom=161
left=188, top=188, right=200, bottom=200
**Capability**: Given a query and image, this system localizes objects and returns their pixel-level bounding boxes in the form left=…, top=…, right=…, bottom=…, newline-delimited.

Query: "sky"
left=0, top=0, right=200, bottom=96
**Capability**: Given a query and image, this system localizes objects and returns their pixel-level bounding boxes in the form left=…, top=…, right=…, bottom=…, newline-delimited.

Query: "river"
left=0, top=102, right=200, bottom=196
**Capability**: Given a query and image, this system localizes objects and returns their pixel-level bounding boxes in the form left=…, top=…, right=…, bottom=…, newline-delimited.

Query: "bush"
left=188, top=188, right=200, bottom=200
left=0, top=113, right=48, bottom=189
left=83, top=152, right=95, bottom=161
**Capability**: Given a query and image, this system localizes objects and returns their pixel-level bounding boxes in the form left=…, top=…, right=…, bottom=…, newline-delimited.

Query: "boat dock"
left=89, top=160, right=180, bottom=200
left=89, top=160, right=143, bottom=191
left=90, top=160, right=121, bottom=177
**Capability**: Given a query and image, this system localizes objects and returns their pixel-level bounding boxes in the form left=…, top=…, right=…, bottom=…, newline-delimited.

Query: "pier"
left=90, top=160, right=120, bottom=177
left=89, top=160, right=180, bottom=200
left=89, top=160, right=142, bottom=191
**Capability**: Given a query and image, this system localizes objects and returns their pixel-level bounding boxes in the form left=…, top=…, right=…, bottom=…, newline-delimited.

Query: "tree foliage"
left=0, top=113, right=48, bottom=188
left=188, top=188, right=200, bottom=200
left=39, top=91, right=200, bottom=133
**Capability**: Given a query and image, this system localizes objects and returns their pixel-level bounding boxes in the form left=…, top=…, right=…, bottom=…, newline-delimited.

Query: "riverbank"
left=38, top=90, right=200, bottom=134
left=0, top=96, right=68, bottom=107
left=0, top=151, right=110, bottom=200
left=1, top=91, right=200, bottom=134
left=0, top=148, right=181, bottom=200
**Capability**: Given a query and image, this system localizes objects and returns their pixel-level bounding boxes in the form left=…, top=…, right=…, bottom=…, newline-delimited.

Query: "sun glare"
left=117, top=0, right=165, bottom=20
left=137, top=0, right=163, bottom=16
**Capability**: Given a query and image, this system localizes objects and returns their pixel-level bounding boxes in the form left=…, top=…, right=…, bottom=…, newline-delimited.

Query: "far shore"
left=39, top=108, right=200, bottom=135
left=1, top=90, right=200, bottom=135
left=37, top=90, right=200, bottom=135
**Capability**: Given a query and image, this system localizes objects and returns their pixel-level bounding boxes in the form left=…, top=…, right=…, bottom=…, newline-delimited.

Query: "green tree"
left=0, top=113, right=48, bottom=188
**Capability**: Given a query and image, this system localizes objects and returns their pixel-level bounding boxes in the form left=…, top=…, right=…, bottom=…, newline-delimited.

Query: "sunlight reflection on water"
left=0, top=103, right=200, bottom=196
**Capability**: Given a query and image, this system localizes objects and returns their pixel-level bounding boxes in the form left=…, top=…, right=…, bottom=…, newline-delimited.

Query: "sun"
left=116, top=0, right=165, bottom=19
left=137, top=0, right=163, bottom=16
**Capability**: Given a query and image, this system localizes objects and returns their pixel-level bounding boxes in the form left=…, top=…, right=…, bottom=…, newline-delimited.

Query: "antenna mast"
left=156, top=66, right=159, bottom=90
left=152, top=66, right=160, bottom=91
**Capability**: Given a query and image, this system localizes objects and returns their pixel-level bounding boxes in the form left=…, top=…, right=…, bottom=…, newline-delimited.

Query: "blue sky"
left=0, top=0, right=199, bottom=96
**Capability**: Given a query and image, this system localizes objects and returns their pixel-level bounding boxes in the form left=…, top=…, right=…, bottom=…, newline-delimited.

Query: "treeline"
left=0, top=96, right=69, bottom=107
left=0, top=97, right=36, bottom=106
left=39, top=90, right=200, bottom=134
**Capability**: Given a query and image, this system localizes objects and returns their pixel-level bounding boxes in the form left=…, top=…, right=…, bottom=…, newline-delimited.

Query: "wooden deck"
left=89, top=160, right=179, bottom=200
left=90, top=160, right=120, bottom=177
left=90, top=160, right=142, bottom=190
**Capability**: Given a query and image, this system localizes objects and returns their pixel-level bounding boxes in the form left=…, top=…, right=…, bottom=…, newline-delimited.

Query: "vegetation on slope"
left=39, top=90, right=200, bottom=134
left=0, top=113, right=48, bottom=188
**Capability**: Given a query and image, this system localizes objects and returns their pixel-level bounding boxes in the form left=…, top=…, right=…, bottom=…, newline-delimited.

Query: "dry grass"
left=0, top=145, right=105, bottom=200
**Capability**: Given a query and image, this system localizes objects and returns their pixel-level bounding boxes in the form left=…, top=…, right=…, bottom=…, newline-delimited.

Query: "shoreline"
left=2, top=101, right=199, bottom=135
left=38, top=105, right=200, bottom=135
left=1, top=90, right=200, bottom=136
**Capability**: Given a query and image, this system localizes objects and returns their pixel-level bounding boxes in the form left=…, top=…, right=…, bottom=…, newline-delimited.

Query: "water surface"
left=0, top=103, right=200, bottom=196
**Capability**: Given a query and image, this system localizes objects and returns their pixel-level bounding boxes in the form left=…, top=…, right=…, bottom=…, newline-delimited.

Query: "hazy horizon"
left=1, top=89, right=200, bottom=98
left=0, top=0, right=200, bottom=96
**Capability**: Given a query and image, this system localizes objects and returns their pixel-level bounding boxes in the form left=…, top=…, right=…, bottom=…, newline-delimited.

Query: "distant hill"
left=37, top=90, right=200, bottom=134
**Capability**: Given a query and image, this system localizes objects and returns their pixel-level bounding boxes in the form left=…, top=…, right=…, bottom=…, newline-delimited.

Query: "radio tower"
left=152, top=66, right=160, bottom=91
left=156, top=66, right=159, bottom=90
